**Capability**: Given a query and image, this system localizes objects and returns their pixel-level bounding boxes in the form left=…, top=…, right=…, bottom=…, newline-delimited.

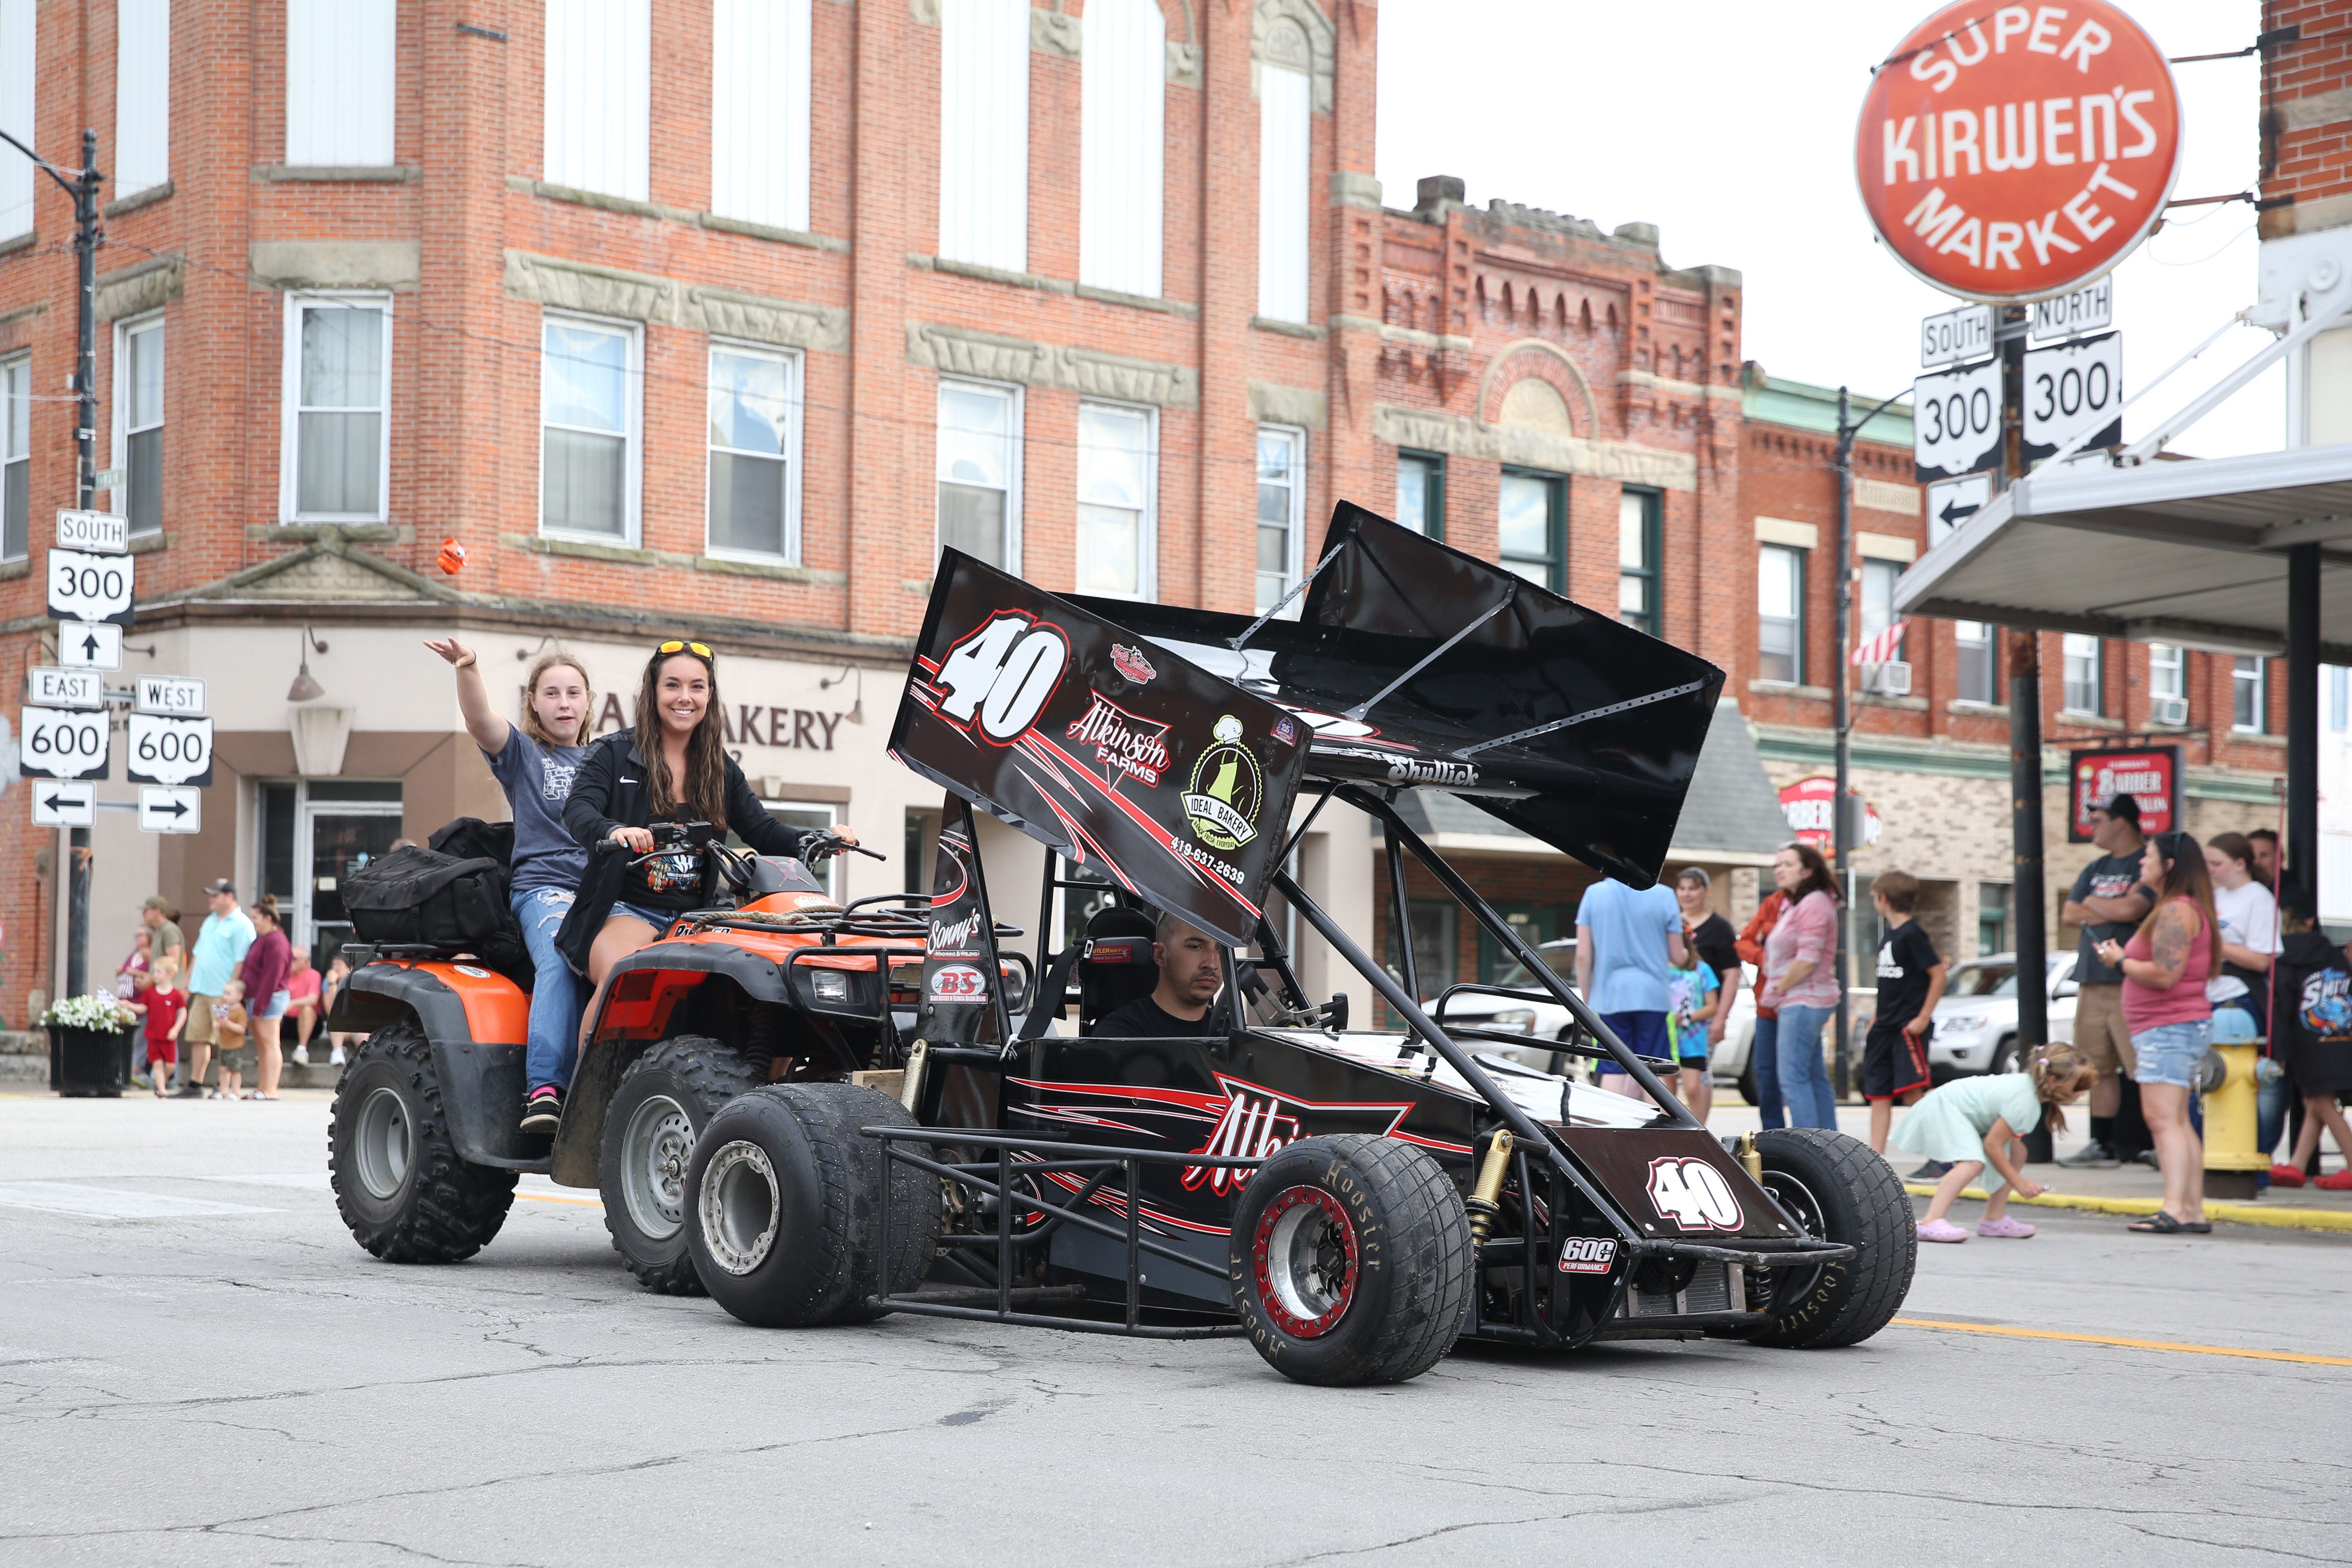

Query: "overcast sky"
left=1375, top=0, right=2280, bottom=457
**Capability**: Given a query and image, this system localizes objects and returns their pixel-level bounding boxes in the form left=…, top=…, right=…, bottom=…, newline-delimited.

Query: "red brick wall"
left=2262, top=0, right=2352, bottom=236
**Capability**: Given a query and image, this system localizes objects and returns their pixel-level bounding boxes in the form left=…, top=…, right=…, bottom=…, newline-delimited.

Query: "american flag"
left=1851, top=618, right=1909, bottom=667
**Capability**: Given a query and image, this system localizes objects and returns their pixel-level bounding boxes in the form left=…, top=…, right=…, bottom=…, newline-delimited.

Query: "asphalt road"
left=2, top=1091, right=2348, bottom=1568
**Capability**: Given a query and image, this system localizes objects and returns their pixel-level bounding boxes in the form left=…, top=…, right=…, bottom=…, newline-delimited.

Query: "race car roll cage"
left=862, top=782, right=1856, bottom=1349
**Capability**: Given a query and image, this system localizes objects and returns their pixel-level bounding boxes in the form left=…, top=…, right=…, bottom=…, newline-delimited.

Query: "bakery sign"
left=2068, top=744, right=2178, bottom=842
left=1779, top=775, right=1883, bottom=851
left=590, top=695, right=855, bottom=752
left=1855, top=0, right=2182, bottom=302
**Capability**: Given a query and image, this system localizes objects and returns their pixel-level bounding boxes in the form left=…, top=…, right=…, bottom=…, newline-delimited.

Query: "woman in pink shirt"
left=2094, top=830, right=2219, bottom=1235
left=1758, top=842, right=1842, bottom=1129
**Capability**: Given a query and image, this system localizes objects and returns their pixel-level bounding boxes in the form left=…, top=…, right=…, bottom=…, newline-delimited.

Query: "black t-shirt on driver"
left=627, top=814, right=707, bottom=913
left=1096, top=995, right=1220, bottom=1038
left=1872, top=918, right=1942, bottom=1033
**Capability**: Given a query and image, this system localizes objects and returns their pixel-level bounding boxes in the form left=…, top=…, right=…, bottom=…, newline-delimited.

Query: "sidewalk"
left=1704, top=1099, right=2352, bottom=1234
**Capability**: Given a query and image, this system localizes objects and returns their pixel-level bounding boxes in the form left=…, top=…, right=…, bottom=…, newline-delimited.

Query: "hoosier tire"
left=1745, top=1126, right=1916, bottom=1349
left=600, top=1035, right=770, bottom=1294
left=329, top=1020, right=517, bottom=1263
left=1229, top=1135, right=1473, bottom=1387
left=683, top=1084, right=940, bottom=1328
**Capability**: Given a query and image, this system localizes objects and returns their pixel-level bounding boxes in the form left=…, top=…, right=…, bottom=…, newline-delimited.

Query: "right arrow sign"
left=138, top=786, right=202, bottom=835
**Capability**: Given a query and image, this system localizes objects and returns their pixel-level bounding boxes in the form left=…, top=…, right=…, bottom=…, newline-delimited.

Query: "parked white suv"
left=1927, top=952, right=2078, bottom=1081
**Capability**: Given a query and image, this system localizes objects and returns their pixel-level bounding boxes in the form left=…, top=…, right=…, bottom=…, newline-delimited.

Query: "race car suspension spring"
left=1465, top=1130, right=1515, bottom=1250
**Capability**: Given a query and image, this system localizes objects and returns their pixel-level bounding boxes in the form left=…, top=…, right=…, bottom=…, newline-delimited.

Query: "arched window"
left=1082, top=0, right=1165, bottom=299
left=940, top=0, right=1030, bottom=273
left=1257, top=18, right=1311, bottom=323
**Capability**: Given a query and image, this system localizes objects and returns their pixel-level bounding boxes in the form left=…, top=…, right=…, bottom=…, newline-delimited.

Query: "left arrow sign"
left=31, top=782, right=96, bottom=828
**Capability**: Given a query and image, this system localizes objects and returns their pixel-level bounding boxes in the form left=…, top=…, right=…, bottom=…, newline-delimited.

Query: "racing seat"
left=1077, top=907, right=1159, bottom=1036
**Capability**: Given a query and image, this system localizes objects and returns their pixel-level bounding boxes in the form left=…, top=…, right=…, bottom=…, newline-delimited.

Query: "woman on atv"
left=558, top=638, right=857, bottom=1068
left=427, top=637, right=596, bottom=1134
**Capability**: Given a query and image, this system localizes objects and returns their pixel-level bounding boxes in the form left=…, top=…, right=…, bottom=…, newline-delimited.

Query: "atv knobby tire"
left=1745, top=1126, right=1916, bottom=1348
left=684, top=1083, right=940, bottom=1327
left=330, top=1020, right=517, bottom=1263
left=600, top=1035, right=769, bottom=1294
left=1229, top=1135, right=1473, bottom=1386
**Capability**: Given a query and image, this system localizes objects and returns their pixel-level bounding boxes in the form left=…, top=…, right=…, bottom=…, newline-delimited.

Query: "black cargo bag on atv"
left=342, top=841, right=532, bottom=986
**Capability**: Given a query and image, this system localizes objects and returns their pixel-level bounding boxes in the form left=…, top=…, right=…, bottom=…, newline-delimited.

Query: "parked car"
left=1425, top=938, right=1582, bottom=1074
left=1925, top=952, right=2077, bottom=1082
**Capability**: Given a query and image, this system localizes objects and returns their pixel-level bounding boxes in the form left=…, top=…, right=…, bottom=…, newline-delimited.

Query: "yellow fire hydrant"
left=2201, top=1038, right=2266, bottom=1201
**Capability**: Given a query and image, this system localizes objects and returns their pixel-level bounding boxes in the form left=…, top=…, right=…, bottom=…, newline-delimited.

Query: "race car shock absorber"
left=1737, top=1132, right=1763, bottom=1184
left=1464, top=1130, right=1515, bottom=1249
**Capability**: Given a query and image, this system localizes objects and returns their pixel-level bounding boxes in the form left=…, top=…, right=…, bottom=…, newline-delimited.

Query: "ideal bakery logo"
left=1183, top=714, right=1263, bottom=852
left=1065, top=693, right=1173, bottom=787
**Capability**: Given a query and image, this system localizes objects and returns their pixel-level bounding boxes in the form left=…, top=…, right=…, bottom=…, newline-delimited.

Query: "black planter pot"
left=48, top=1024, right=131, bottom=1097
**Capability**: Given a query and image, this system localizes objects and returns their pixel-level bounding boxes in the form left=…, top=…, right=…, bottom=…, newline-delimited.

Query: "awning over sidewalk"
left=1386, top=699, right=1791, bottom=870
left=1895, top=443, right=2352, bottom=663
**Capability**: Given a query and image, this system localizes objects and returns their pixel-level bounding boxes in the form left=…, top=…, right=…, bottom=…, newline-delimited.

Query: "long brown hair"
left=520, top=651, right=595, bottom=747
left=1778, top=842, right=1839, bottom=904
left=2135, top=830, right=2221, bottom=971
left=2027, top=1042, right=2099, bottom=1136
left=632, top=646, right=727, bottom=824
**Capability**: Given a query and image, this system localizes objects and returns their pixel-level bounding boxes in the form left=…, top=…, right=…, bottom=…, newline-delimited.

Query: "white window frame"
left=937, top=0, right=1030, bottom=274
left=278, top=291, right=392, bottom=525
left=114, top=0, right=171, bottom=197
left=111, top=312, right=165, bottom=536
left=285, top=0, right=396, bottom=168
left=0, top=0, right=34, bottom=244
left=2061, top=633, right=2103, bottom=716
left=2232, top=655, right=2267, bottom=734
left=1255, top=51, right=1311, bottom=323
left=543, top=0, right=651, bottom=201
left=1955, top=620, right=1995, bottom=704
left=1075, top=398, right=1158, bottom=602
left=1078, top=0, right=1165, bottom=299
left=0, top=351, right=28, bottom=562
left=1255, top=423, right=1307, bottom=615
left=2148, top=641, right=2184, bottom=702
left=711, top=0, right=811, bottom=233
left=537, top=311, right=643, bottom=546
left=935, top=376, right=1023, bottom=572
left=1757, top=543, right=1805, bottom=686
left=703, top=339, right=803, bottom=566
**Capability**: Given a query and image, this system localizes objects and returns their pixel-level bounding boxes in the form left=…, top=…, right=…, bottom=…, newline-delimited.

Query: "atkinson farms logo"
left=1184, top=715, right=1263, bottom=852
left=1182, top=1075, right=1418, bottom=1196
left=1065, top=693, right=1173, bottom=786
left=1110, top=644, right=1158, bottom=685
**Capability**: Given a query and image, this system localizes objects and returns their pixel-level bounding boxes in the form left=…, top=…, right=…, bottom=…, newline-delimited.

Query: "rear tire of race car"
left=684, top=1083, right=940, bottom=1328
left=329, top=1020, right=517, bottom=1264
left=1744, top=1127, right=1916, bottom=1349
left=600, top=1035, right=771, bottom=1295
left=1229, top=1135, right=1473, bottom=1387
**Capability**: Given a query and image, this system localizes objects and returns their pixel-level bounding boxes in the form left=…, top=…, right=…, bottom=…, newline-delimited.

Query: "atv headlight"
left=1489, top=1009, right=1538, bottom=1034
left=811, top=970, right=851, bottom=1003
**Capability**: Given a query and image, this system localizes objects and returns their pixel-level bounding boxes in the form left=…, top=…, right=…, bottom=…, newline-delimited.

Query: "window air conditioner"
left=1873, top=660, right=1913, bottom=697
left=2152, top=695, right=2188, bottom=726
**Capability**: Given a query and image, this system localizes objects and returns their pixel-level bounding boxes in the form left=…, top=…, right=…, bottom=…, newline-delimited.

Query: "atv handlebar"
left=603, top=820, right=885, bottom=870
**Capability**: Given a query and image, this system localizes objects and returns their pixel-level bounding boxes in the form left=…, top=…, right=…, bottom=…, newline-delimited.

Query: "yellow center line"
left=516, top=1191, right=603, bottom=1207
left=1891, top=1316, right=2352, bottom=1368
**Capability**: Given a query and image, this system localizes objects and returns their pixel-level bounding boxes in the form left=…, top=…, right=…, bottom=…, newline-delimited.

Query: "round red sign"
left=1855, top=1, right=2181, bottom=303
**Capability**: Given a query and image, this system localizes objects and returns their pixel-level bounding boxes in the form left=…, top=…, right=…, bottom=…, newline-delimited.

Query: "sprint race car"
left=327, top=503, right=1915, bottom=1385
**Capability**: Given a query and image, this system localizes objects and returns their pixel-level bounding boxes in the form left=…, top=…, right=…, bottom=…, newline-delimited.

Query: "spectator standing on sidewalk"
left=132, top=956, right=187, bottom=1099
left=2097, top=830, right=2219, bottom=1235
left=1675, top=868, right=1742, bottom=1122
left=141, top=896, right=183, bottom=973
left=2060, top=796, right=2155, bottom=1168
left=1757, top=843, right=1841, bottom=1130
left=2268, top=882, right=2352, bottom=1189
left=2248, top=828, right=2280, bottom=889
left=1575, top=874, right=1688, bottom=1101
left=1863, top=870, right=1946, bottom=1154
left=1737, top=886, right=1788, bottom=1125
left=240, top=897, right=293, bottom=1101
left=175, top=880, right=254, bottom=1098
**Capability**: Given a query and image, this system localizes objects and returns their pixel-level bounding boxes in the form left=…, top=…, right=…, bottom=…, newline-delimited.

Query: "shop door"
left=303, top=805, right=403, bottom=964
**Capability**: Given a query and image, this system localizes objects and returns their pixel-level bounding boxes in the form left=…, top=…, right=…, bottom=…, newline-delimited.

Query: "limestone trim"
left=907, top=323, right=1199, bottom=408
left=1754, top=516, right=1820, bottom=549
left=95, top=254, right=184, bottom=322
left=250, top=241, right=422, bottom=292
left=104, top=180, right=174, bottom=218
left=1248, top=381, right=1329, bottom=431
left=687, top=285, right=850, bottom=354
left=1030, top=5, right=1080, bottom=55
left=503, top=250, right=675, bottom=323
left=502, top=251, right=847, bottom=350
left=1856, top=531, right=1917, bottom=563
left=1251, top=0, right=1334, bottom=111
left=1371, top=405, right=1697, bottom=493
left=1330, top=171, right=1382, bottom=211
left=1330, top=314, right=1473, bottom=354
left=1616, top=368, right=1742, bottom=403
left=1854, top=477, right=1922, bottom=516
left=1476, top=338, right=1600, bottom=437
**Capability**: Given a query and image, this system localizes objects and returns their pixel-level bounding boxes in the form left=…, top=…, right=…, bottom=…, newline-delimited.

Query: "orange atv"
left=324, top=823, right=1022, bottom=1292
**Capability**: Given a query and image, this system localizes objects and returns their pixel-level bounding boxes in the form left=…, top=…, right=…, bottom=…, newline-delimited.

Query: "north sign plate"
left=2030, top=278, right=2116, bottom=343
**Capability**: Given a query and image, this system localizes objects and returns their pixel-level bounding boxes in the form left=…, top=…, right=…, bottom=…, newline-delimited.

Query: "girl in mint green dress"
left=1892, top=1044, right=2098, bottom=1243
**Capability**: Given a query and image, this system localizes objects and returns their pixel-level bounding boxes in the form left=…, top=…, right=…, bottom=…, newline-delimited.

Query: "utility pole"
left=1993, top=301, right=2052, bottom=1161
left=0, top=127, right=105, bottom=999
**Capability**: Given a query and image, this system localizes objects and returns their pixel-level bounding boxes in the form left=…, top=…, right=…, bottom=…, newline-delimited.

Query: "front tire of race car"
left=1743, top=1127, right=1917, bottom=1349
left=684, top=1083, right=940, bottom=1328
left=1229, top=1135, right=1473, bottom=1387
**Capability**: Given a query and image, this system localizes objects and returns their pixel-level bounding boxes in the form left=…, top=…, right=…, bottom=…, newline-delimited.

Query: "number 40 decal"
left=1645, top=1156, right=1744, bottom=1232
left=936, top=612, right=1070, bottom=743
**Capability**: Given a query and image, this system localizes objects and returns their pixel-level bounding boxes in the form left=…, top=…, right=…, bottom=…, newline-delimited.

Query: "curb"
left=1902, top=1182, right=2352, bottom=1235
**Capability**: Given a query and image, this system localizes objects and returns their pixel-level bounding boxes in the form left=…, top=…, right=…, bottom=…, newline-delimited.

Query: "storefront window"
left=1977, top=882, right=2011, bottom=957
left=1956, top=620, right=1997, bottom=704
left=2062, top=634, right=2103, bottom=715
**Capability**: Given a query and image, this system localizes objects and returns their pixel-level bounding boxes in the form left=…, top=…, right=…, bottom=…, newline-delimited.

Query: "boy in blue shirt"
left=1666, top=951, right=1722, bottom=1121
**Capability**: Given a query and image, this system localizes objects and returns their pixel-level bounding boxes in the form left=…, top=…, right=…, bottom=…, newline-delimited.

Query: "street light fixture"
left=288, top=626, right=330, bottom=702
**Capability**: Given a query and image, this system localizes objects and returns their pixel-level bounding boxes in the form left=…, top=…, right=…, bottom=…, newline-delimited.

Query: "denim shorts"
left=2131, top=1018, right=2213, bottom=1088
left=255, top=989, right=290, bottom=1020
left=610, top=900, right=683, bottom=932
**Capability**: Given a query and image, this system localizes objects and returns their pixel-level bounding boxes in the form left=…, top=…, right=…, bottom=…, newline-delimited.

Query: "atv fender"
left=336, top=963, right=544, bottom=1173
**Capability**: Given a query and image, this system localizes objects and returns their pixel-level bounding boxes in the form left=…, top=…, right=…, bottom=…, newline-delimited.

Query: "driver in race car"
left=1096, top=914, right=1225, bottom=1038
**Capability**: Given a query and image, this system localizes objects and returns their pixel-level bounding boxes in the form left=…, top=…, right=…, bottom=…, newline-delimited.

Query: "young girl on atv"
left=558, top=639, right=858, bottom=1066
left=427, top=637, right=597, bottom=1133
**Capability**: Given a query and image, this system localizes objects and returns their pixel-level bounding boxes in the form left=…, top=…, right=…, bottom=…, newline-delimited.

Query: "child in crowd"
left=211, top=980, right=252, bottom=1100
left=1894, top=1043, right=2100, bottom=1242
left=1864, top=870, right=1946, bottom=1153
left=1665, top=946, right=1721, bottom=1120
left=2269, top=883, right=2352, bottom=1190
left=133, top=955, right=188, bottom=1098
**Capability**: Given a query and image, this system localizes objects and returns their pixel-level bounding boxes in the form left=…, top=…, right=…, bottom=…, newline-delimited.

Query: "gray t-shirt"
left=2071, top=850, right=2150, bottom=985
left=485, top=729, right=589, bottom=894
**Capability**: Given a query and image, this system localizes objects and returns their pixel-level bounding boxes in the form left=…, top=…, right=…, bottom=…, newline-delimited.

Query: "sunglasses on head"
left=656, top=639, right=714, bottom=659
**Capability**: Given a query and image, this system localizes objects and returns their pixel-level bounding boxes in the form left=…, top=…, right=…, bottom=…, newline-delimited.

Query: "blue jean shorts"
left=610, top=900, right=683, bottom=932
left=2131, top=1017, right=2213, bottom=1088
left=255, top=988, right=290, bottom=1020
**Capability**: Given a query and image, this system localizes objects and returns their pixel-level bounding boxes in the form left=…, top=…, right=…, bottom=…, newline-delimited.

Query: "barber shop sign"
left=1779, top=776, right=1883, bottom=851
left=2068, top=745, right=2179, bottom=842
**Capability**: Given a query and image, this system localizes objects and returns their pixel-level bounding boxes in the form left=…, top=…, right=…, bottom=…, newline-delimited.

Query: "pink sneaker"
left=1976, top=1216, right=2037, bottom=1238
left=1915, top=1218, right=1968, bottom=1243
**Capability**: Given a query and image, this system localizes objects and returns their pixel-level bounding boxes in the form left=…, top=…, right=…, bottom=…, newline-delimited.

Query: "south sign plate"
left=46, top=548, right=134, bottom=625
left=135, top=676, right=206, bottom=717
left=1855, top=0, right=2182, bottom=303
left=126, top=713, right=214, bottom=787
left=1911, top=357, right=2004, bottom=482
left=1919, top=302, right=1994, bottom=368
left=27, top=666, right=103, bottom=710
left=54, top=509, right=128, bottom=555
left=19, top=704, right=111, bottom=780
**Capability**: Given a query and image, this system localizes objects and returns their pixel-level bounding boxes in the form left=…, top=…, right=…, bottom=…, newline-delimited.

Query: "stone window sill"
left=2227, top=730, right=2288, bottom=748
left=1946, top=698, right=2009, bottom=718
left=2054, top=710, right=2123, bottom=731
left=0, top=556, right=28, bottom=580
left=128, top=529, right=168, bottom=555
left=1074, top=282, right=1199, bottom=317
left=506, top=532, right=847, bottom=583
left=695, top=554, right=846, bottom=585
left=105, top=180, right=173, bottom=218
left=909, top=253, right=1073, bottom=295
left=1252, top=315, right=1327, bottom=340
left=250, top=523, right=409, bottom=543
left=256, top=165, right=419, bottom=183
left=507, top=177, right=852, bottom=252
left=1749, top=678, right=1832, bottom=702
left=1857, top=692, right=1927, bottom=711
left=0, top=231, right=36, bottom=259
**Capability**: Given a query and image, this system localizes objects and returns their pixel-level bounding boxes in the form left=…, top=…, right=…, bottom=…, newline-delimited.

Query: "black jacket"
left=554, top=731, right=810, bottom=974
